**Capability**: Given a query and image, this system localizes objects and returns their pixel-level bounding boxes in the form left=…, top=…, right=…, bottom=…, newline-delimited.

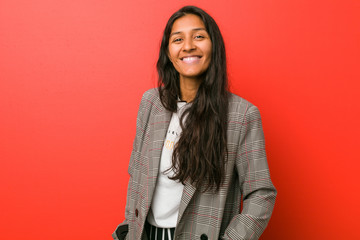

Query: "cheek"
left=201, top=42, right=212, bottom=61
left=168, top=46, right=180, bottom=62
left=206, top=44, right=212, bottom=58
left=204, top=50, right=212, bottom=66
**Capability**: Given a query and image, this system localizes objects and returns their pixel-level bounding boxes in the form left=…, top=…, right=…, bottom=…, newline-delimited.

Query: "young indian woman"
left=113, top=5, right=277, bottom=240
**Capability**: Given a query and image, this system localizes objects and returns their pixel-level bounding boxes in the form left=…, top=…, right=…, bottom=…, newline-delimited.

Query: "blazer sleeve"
left=112, top=92, right=150, bottom=240
left=223, top=105, right=277, bottom=240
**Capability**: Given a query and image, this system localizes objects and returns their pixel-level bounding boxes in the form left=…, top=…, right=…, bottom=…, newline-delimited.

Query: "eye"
left=195, top=35, right=205, bottom=39
left=172, top=38, right=182, bottom=43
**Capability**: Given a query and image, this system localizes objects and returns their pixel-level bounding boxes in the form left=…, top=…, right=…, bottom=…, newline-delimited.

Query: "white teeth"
left=182, top=57, right=200, bottom=63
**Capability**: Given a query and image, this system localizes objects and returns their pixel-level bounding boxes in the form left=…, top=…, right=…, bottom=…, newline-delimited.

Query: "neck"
left=179, top=77, right=201, bottom=102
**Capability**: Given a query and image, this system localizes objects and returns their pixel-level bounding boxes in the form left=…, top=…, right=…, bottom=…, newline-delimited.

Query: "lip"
left=180, top=55, right=202, bottom=60
left=181, top=55, right=202, bottom=64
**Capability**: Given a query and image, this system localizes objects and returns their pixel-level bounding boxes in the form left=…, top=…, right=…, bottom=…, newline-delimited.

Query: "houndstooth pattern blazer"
left=112, top=88, right=277, bottom=240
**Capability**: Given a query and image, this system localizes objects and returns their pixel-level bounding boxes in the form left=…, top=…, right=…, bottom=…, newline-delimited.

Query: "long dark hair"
left=157, top=6, right=229, bottom=192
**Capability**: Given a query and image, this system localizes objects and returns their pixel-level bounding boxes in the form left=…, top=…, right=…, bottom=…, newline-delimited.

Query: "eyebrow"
left=170, top=28, right=207, bottom=37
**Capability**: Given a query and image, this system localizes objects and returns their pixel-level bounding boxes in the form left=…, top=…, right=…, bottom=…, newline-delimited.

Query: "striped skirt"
left=144, top=221, right=175, bottom=240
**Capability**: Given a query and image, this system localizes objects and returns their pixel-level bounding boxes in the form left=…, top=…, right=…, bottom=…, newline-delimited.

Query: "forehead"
left=171, top=14, right=206, bottom=34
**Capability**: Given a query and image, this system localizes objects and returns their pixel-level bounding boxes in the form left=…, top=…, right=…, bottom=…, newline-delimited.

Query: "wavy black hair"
left=157, top=6, right=229, bottom=192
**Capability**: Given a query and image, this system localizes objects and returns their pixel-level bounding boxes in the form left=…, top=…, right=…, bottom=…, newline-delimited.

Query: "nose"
left=183, top=38, right=195, bottom=51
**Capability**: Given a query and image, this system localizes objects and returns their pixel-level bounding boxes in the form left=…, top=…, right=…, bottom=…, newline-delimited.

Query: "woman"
left=113, top=6, right=277, bottom=240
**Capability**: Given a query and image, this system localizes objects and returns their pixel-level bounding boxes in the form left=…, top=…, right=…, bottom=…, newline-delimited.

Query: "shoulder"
left=228, top=92, right=260, bottom=116
left=141, top=88, right=159, bottom=101
left=227, top=92, right=264, bottom=132
left=138, top=88, right=165, bottom=115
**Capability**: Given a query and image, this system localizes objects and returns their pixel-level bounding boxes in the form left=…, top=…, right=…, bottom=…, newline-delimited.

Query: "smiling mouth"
left=181, top=56, right=202, bottom=64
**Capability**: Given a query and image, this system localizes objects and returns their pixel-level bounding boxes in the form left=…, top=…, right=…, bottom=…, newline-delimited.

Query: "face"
left=168, top=14, right=212, bottom=82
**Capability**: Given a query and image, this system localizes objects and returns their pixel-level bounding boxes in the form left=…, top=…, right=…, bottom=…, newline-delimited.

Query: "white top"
left=147, top=101, right=190, bottom=228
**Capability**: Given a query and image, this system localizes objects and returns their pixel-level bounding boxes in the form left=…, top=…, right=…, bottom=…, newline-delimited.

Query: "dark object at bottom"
left=145, top=221, right=175, bottom=240
left=115, top=224, right=128, bottom=240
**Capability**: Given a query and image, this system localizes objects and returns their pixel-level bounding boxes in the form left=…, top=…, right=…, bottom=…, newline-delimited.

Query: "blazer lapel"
left=177, top=179, right=197, bottom=225
left=146, top=108, right=171, bottom=209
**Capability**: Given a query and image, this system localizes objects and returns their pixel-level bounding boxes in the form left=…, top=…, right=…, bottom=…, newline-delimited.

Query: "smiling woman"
left=112, top=5, right=277, bottom=240
left=167, top=14, right=212, bottom=96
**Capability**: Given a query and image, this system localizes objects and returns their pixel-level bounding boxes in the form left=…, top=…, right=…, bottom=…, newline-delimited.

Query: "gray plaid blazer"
left=112, top=88, right=277, bottom=240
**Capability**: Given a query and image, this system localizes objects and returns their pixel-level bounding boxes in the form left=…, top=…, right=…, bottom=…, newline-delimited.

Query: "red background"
left=1, top=0, right=359, bottom=239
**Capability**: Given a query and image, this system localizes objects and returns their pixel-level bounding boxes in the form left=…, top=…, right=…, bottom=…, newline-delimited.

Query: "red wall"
left=1, top=0, right=359, bottom=239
